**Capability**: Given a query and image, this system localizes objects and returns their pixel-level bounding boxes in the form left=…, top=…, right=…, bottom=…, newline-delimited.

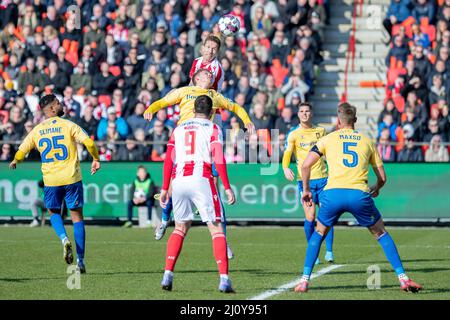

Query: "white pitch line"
left=249, top=264, right=344, bottom=300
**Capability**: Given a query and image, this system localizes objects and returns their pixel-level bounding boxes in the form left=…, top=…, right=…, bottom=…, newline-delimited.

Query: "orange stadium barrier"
left=359, top=80, right=384, bottom=88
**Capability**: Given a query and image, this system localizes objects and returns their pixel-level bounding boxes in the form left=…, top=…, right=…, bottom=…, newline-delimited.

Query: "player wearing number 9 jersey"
left=295, top=102, right=422, bottom=293
left=9, top=94, right=101, bottom=274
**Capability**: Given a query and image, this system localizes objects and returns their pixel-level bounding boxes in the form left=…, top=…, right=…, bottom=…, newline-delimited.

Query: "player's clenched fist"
left=225, top=189, right=235, bottom=205
left=144, top=111, right=153, bottom=121
left=91, top=160, right=101, bottom=175
left=159, top=189, right=169, bottom=208
left=301, top=190, right=313, bottom=207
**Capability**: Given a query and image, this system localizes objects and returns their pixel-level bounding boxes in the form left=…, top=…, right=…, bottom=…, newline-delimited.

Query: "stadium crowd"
left=380, top=0, right=450, bottom=162
left=0, top=0, right=447, bottom=163
left=0, top=0, right=330, bottom=163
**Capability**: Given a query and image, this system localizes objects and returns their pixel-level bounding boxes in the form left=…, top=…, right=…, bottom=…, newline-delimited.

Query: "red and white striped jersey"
left=168, top=118, right=222, bottom=179
left=189, top=57, right=224, bottom=92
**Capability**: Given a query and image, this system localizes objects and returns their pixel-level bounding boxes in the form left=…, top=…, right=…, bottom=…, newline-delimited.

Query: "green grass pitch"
left=0, top=226, right=449, bottom=300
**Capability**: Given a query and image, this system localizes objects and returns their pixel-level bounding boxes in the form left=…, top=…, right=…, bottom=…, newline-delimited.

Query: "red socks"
left=165, top=230, right=228, bottom=276
left=165, top=229, right=185, bottom=272
left=212, top=232, right=228, bottom=275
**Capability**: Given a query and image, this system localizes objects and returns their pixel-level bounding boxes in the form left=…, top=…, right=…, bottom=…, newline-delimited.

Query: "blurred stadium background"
left=0, top=0, right=449, bottom=225
left=1, top=0, right=450, bottom=301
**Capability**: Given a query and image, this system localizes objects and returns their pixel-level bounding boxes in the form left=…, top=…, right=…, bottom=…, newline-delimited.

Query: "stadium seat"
left=109, top=66, right=121, bottom=77
left=393, top=94, right=405, bottom=113
left=98, top=95, right=111, bottom=107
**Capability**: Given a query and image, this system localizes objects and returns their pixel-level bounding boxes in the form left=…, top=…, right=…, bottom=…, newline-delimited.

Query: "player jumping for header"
left=9, top=94, right=101, bottom=273
left=295, top=102, right=422, bottom=293
left=144, top=68, right=255, bottom=260
left=282, top=102, right=335, bottom=264
left=159, top=95, right=236, bottom=293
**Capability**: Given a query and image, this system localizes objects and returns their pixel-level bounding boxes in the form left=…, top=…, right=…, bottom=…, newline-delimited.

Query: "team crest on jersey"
left=52, top=120, right=57, bottom=124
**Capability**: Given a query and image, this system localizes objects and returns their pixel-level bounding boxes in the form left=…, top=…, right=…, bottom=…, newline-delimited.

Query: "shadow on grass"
left=0, top=276, right=64, bottom=283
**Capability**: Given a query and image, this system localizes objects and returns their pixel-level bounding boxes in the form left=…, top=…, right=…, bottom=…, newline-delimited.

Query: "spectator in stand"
left=428, top=74, right=446, bottom=106
left=78, top=104, right=98, bottom=139
left=0, top=143, right=13, bottom=161
left=412, top=45, right=431, bottom=81
left=251, top=102, right=274, bottom=130
left=45, top=59, right=69, bottom=95
left=251, top=5, right=273, bottom=37
left=97, top=107, right=129, bottom=140
left=270, top=30, right=290, bottom=66
left=84, top=16, right=106, bottom=47
left=127, top=102, right=149, bottom=135
left=411, top=23, right=431, bottom=53
left=148, top=120, right=169, bottom=161
left=116, top=136, right=147, bottom=161
left=397, top=137, right=424, bottom=162
left=386, top=35, right=410, bottom=68
left=275, top=106, right=300, bottom=135
left=259, top=74, right=283, bottom=117
left=377, top=127, right=397, bottom=162
left=426, top=59, right=447, bottom=89
left=25, top=31, right=53, bottom=61
left=93, top=62, right=117, bottom=96
left=42, top=6, right=63, bottom=30
left=405, top=91, right=428, bottom=135
left=379, top=98, right=401, bottom=125
left=282, top=72, right=310, bottom=107
left=18, top=57, right=46, bottom=95
left=439, top=104, right=450, bottom=140
left=412, top=0, right=436, bottom=25
left=383, top=0, right=411, bottom=39
left=157, top=2, right=182, bottom=40
left=62, top=86, right=81, bottom=119
left=70, top=62, right=92, bottom=94
left=55, top=46, right=73, bottom=78
left=378, top=113, right=398, bottom=141
left=425, top=134, right=449, bottom=161
left=130, top=16, right=152, bottom=48
left=423, top=118, right=447, bottom=142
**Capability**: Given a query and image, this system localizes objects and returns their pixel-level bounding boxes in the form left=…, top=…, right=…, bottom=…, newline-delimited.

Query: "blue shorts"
left=317, top=189, right=381, bottom=228
left=44, top=181, right=84, bottom=211
left=298, top=177, right=328, bottom=205
left=212, top=163, right=219, bottom=177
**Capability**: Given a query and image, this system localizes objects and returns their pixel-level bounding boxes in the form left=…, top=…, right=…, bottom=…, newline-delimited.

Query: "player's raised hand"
left=160, top=189, right=169, bottom=208
left=245, top=123, right=255, bottom=135
left=225, top=189, right=236, bottom=205
left=9, top=160, right=17, bottom=170
left=144, top=112, right=153, bottom=121
left=91, top=160, right=101, bottom=175
left=283, top=168, right=295, bottom=181
left=302, top=191, right=313, bottom=207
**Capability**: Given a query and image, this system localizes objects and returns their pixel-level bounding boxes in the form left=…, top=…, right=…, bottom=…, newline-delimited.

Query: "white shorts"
left=171, top=176, right=223, bottom=223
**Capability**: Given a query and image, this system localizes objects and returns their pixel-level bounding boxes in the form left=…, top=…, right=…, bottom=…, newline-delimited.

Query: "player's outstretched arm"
left=369, top=166, right=387, bottom=198
left=82, top=138, right=101, bottom=175
left=216, top=93, right=254, bottom=134
left=10, top=132, right=35, bottom=169
left=143, top=88, right=183, bottom=121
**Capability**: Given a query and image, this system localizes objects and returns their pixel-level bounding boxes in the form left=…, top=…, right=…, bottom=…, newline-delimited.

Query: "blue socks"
left=325, top=226, right=334, bottom=252
left=302, top=231, right=325, bottom=278
left=50, top=214, right=67, bottom=241
left=377, top=232, right=405, bottom=276
left=304, top=219, right=314, bottom=241
left=162, top=197, right=173, bottom=224
left=73, top=221, right=86, bottom=261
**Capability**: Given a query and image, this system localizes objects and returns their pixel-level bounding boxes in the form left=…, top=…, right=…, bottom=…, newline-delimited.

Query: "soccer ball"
left=134, top=189, right=146, bottom=200
left=218, top=14, right=240, bottom=37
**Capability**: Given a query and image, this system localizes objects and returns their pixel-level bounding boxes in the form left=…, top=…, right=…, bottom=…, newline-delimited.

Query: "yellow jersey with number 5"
left=282, top=125, right=328, bottom=180
left=314, top=128, right=383, bottom=192
left=18, top=117, right=90, bottom=187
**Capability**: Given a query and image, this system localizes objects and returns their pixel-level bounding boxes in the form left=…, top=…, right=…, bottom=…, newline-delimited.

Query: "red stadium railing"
left=341, top=0, right=364, bottom=103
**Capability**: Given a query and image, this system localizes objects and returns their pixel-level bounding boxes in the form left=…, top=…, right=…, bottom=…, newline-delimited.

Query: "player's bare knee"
left=315, top=221, right=328, bottom=236
left=175, top=221, right=191, bottom=234
left=368, top=219, right=386, bottom=239
left=207, top=221, right=223, bottom=235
